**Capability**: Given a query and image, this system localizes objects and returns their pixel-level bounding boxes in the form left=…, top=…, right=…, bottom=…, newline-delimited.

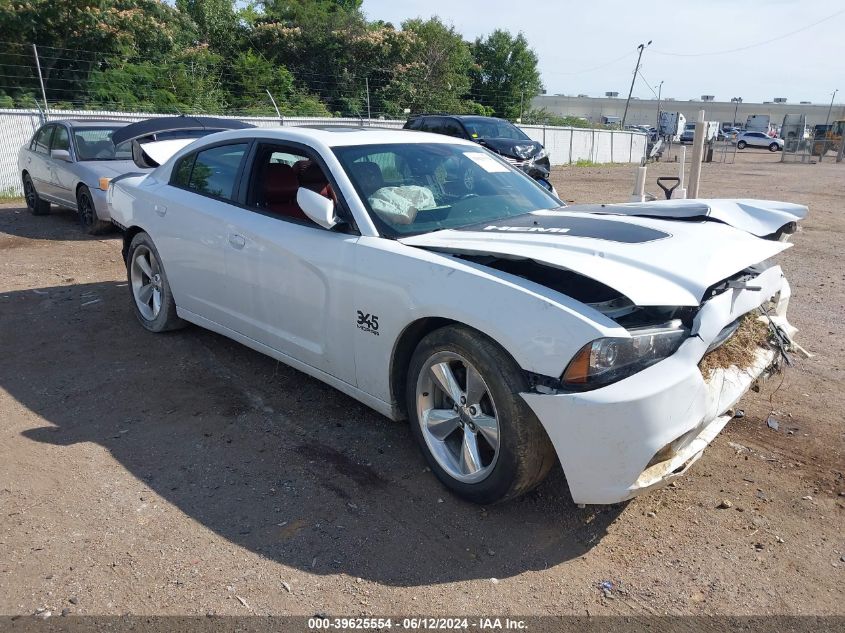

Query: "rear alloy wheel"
left=768, top=142, right=780, bottom=152
left=407, top=325, right=555, bottom=504
left=737, top=140, right=747, bottom=149
left=23, top=173, right=50, bottom=215
left=77, top=185, right=111, bottom=235
left=127, top=232, right=185, bottom=333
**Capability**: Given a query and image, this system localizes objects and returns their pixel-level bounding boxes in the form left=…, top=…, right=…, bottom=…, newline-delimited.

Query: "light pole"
left=621, top=41, right=651, bottom=130
left=731, top=97, right=742, bottom=128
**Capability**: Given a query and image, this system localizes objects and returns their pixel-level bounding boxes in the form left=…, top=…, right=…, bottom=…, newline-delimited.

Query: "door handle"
left=154, top=204, right=167, bottom=217
left=228, top=233, right=246, bottom=249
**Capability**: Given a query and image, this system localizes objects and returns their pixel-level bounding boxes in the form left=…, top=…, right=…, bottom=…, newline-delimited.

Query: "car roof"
left=49, top=119, right=130, bottom=129
left=409, top=114, right=510, bottom=123
left=193, top=126, right=479, bottom=149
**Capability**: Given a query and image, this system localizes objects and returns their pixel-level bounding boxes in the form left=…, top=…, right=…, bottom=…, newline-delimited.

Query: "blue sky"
left=361, top=0, right=845, bottom=105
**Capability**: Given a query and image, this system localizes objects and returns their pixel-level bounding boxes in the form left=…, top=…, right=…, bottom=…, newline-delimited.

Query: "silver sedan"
left=18, top=119, right=145, bottom=234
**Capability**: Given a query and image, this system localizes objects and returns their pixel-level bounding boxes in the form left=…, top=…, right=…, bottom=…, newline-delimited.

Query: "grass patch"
left=0, top=187, right=24, bottom=204
left=572, top=159, right=599, bottom=167
left=699, top=313, right=771, bottom=376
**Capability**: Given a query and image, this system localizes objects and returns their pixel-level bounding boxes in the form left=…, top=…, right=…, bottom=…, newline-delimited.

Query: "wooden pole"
left=688, top=109, right=706, bottom=198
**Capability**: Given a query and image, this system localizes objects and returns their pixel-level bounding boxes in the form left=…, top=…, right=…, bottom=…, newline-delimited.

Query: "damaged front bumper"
left=521, top=264, right=798, bottom=505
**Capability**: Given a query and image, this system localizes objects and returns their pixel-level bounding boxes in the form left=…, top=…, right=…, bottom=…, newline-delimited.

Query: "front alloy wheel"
left=407, top=325, right=555, bottom=504
left=416, top=351, right=500, bottom=483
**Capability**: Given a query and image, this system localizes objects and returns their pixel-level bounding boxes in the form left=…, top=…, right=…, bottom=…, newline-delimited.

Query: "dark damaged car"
left=403, top=114, right=554, bottom=194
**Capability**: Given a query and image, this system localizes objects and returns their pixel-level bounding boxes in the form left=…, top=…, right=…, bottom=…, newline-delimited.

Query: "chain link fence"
left=1, top=108, right=646, bottom=196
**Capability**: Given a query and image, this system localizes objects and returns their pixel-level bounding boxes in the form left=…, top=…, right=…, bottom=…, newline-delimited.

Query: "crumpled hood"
left=399, top=205, right=798, bottom=307
left=583, top=198, right=807, bottom=238
left=477, top=137, right=543, bottom=159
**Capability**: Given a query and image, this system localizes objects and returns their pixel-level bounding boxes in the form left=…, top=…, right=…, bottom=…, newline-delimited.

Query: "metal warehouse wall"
left=532, top=95, right=845, bottom=128
left=1, top=109, right=646, bottom=196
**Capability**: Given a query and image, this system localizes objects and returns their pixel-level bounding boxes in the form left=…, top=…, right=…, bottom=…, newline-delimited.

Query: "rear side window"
left=418, top=118, right=433, bottom=132
left=171, top=154, right=195, bottom=187
left=180, top=143, right=249, bottom=201
left=441, top=120, right=465, bottom=138
left=33, top=126, right=53, bottom=154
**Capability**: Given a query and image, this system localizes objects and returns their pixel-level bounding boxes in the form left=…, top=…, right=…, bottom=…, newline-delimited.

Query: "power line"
left=651, top=8, right=845, bottom=57
left=540, top=49, right=637, bottom=76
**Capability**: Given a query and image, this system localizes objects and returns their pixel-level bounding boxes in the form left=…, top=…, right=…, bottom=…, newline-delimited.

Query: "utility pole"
left=655, top=80, right=663, bottom=129
left=32, top=44, right=49, bottom=115
left=824, top=89, right=838, bottom=128
left=365, top=77, right=371, bottom=121
left=821, top=89, right=837, bottom=161
left=731, top=97, right=742, bottom=128
left=621, top=41, right=651, bottom=130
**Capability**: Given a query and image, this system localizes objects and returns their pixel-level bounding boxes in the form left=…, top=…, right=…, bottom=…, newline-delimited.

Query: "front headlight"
left=512, top=144, right=535, bottom=160
left=561, top=321, right=689, bottom=390
left=533, top=148, right=548, bottom=161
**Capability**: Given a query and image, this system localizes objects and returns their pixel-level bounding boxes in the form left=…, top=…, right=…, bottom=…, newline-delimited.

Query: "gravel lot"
left=1, top=148, right=843, bottom=618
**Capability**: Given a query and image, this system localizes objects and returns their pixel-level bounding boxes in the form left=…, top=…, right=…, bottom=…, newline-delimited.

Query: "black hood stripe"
left=460, top=212, right=670, bottom=244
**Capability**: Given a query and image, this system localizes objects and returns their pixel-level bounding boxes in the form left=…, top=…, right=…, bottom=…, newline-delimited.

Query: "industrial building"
left=531, top=94, right=845, bottom=128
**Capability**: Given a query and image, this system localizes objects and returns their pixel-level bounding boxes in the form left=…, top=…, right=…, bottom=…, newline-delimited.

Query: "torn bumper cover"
left=521, top=264, right=796, bottom=505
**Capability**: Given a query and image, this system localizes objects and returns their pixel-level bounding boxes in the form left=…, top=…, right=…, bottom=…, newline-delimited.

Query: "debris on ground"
left=767, top=416, right=780, bottom=431
left=717, top=499, right=733, bottom=509
left=699, top=314, right=770, bottom=375
left=733, top=409, right=746, bottom=419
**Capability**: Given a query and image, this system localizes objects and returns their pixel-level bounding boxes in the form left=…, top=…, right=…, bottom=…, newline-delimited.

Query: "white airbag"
left=368, top=186, right=436, bottom=225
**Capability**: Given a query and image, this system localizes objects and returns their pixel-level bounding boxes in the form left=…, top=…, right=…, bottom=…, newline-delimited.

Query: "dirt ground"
left=1, top=148, right=843, bottom=618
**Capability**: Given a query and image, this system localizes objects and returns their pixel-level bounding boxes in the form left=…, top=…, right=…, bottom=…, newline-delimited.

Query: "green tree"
left=522, top=108, right=593, bottom=128
left=0, top=0, right=197, bottom=104
left=87, top=46, right=229, bottom=113
left=227, top=50, right=329, bottom=115
left=377, top=17, right=479, bottom=116
left=255, top=0, right=368, bottom=114
left=471, top=29, right=542, bottom=120
left=176, top=0, right=244, bottom=54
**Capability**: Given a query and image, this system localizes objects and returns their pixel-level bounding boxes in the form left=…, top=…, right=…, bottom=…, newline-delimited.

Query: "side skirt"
left=176, top=307, right=401, bottom=421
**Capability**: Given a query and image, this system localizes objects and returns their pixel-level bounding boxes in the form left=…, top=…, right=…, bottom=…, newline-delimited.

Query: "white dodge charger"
left=108, top=125, right=806, bottom=505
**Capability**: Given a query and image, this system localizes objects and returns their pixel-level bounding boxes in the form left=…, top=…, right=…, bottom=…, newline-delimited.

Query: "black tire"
left=77, top=185, right=112, bottom=235
left=406, top=325, right=556, bottom=504
left=126, top=232, right=185, bottom=333
left=736, top=140, right=747, bottom=149
left=768, top=142, right=780, bottom=152
left=22, top=173, right=50, bottom=215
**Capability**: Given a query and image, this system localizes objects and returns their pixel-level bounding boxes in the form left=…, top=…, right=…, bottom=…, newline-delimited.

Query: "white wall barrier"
left=0, top=108, right=646, bottom=196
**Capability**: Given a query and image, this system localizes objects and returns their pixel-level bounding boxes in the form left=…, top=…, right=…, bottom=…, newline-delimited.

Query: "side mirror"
left=297, top=187, right=337, bottom=229
left=51, top=149, right=71, bottom=162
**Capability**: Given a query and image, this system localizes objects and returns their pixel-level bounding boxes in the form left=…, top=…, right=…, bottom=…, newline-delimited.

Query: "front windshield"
left=74, top=127, right=132, bottom=161
left=333, top=142, right=561, bottom=238
left=461, top=119, right=529, bottom=140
